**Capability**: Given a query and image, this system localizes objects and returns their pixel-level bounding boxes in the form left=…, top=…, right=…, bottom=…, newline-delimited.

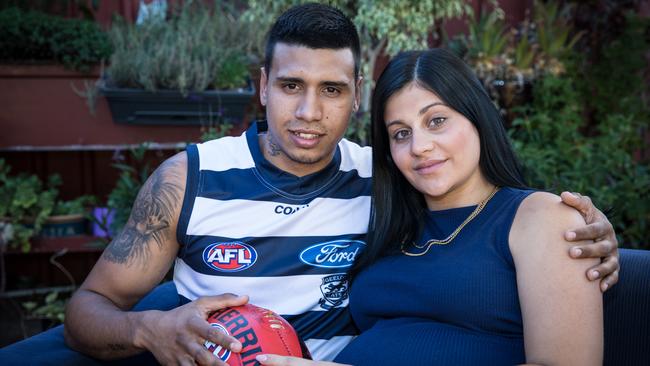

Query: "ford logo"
left=300, top=240, right=366, bottom=268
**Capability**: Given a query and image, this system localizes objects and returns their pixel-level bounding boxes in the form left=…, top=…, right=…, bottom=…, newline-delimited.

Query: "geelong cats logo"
left=319, top=273, right=349, bottom=310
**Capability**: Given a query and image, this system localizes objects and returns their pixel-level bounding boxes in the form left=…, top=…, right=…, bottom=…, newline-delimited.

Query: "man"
left=61, top=3, right=617, bottom=366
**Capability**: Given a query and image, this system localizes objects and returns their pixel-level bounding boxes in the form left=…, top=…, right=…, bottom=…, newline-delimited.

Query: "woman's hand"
left=256, top=355, right=349, bottom=366
left=560, top=191, right=619, bottom=292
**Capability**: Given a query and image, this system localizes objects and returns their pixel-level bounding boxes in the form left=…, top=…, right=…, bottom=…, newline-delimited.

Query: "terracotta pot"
left=40, top=214, right=87, bottom=238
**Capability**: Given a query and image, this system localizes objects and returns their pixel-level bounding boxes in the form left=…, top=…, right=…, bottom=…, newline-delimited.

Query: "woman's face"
left=384, top=82, right=485, bottom=209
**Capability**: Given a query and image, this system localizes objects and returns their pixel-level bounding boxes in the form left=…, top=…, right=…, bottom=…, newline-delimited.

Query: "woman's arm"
left=510, top=192, right=603, bottom=366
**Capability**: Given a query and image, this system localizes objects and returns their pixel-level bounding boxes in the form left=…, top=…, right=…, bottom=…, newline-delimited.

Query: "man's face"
left=259, top=43, right=361, bottom=177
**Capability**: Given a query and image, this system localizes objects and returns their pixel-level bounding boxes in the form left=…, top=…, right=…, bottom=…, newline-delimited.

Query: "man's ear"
left=353, top=75, right=363, bottom=112
left=260, top=67, right=268, bottom=107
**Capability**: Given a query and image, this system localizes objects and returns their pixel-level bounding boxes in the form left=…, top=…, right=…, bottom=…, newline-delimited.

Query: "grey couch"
left=1, top=248, right=648, bottom=365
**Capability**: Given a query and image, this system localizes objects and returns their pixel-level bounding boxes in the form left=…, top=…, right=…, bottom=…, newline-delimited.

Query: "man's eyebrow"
left=275, top=76, right=350, bottom=88
left=323, top=81, right=350, bottom=88
left=275, top=76, right=304, bottom=83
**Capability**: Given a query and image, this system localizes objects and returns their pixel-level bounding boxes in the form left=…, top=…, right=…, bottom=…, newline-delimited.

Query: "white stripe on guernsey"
left=338, top=139, right=372, bottom=178
left=305, top=336, right=355, bottom=362
left=187, top=196, right=370, bottom=237
left=197, top=133, right=255, bottom=172
left=174, top=258, right=348, bottom=315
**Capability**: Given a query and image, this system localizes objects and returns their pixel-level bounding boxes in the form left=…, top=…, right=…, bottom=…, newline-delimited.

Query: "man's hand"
left=256, top=354, right=348, bottom=366
left=138, top=293, right=249, bottom=366
left=560, top=192, right=619, bottom=292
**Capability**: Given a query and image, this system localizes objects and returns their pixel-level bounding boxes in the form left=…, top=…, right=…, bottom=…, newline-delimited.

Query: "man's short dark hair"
left=264, top=3, right=361, bottom=78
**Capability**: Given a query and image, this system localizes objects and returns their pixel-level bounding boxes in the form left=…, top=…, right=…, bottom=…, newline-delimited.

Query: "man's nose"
left=295, top=91, right=322, bottom=122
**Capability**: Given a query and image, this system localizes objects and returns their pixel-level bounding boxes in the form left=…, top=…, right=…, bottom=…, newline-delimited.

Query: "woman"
left=259, top=49, right=603, bottom=365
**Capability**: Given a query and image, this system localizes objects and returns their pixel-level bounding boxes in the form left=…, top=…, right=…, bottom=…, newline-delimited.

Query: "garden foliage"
left=107, top=1, right=252, bottom=94
left=0, top=160, right=97, bottom=251
left=0, top=7, right=111, bottom=72
left=107, top=144, right=154, bottom=235
left=0, top=160, right=57, bottom=252
left=510, top=12, right=649, bottom=248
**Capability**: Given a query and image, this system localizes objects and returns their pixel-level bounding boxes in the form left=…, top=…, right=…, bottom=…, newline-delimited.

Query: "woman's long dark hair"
left=350, top=49, right=528, bottom=280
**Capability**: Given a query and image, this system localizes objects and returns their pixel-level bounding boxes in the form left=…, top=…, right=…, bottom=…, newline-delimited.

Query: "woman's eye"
left=429, top=117, right=447, bottom=128
left=393, top=129, right=411, bottom=141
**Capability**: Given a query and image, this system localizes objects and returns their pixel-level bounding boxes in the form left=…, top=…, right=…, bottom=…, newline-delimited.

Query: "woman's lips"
left=414, top=159, right=447, bottom=174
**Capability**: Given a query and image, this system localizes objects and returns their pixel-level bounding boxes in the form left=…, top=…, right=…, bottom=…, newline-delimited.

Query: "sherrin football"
left=204, top=304, right=311, bottom=365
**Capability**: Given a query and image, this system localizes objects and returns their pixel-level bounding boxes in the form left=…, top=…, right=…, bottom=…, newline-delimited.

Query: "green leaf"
left=45, top=291, right=59, bottom=304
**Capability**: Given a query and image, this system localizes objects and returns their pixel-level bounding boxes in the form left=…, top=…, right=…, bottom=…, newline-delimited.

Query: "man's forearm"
left=64, top=289, right=156, bottom=360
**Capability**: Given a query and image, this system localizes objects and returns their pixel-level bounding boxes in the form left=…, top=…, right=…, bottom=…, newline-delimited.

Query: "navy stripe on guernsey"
left=199, top=169, right=371, bottom=203
left=174, top=121, right=372, bottom=361
left=182, top=234, right=365, bottom=277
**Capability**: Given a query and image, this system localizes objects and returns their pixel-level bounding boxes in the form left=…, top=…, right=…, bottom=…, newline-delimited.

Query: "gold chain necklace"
left=401, top=187, right=500, bottom=257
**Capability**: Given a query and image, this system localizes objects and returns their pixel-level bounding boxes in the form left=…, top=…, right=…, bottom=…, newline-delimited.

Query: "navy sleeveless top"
left=334, top=187, right=534, bottom=365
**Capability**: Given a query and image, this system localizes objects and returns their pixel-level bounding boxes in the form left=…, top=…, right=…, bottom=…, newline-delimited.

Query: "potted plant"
left=0, top=159, right=98, bottom=251
left=99, top=2, right=256, bottom=126
left=40, top=195, right=96, bottom=239
left=0, top=160, right=57, bottom=252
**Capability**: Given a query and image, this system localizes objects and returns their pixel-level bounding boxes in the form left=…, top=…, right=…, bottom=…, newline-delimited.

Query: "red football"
left=204, top=304, right=310, bottom=365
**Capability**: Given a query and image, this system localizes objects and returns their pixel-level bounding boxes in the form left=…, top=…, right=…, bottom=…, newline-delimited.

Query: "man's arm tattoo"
left=107, top=343, right=128, bottom=352
left=102, top=161, right=182, bottom=267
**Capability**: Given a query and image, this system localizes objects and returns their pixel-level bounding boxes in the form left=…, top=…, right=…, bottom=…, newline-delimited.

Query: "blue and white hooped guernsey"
left=174, top=121, right=372, bottom=361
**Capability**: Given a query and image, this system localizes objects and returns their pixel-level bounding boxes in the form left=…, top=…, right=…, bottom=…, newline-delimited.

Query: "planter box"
left=6, top=214, right=88, bottom=240
left=100, top=84, right=256, bottom=126
left=39, top=214, right=87, bottom=238
left=0, top=64, right=235, bottom=148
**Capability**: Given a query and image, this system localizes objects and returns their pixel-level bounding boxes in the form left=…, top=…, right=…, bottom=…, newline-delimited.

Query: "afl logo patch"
left=202, top=242, right=257, bottom=272
left=203, top=323, right=232, bottom=361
